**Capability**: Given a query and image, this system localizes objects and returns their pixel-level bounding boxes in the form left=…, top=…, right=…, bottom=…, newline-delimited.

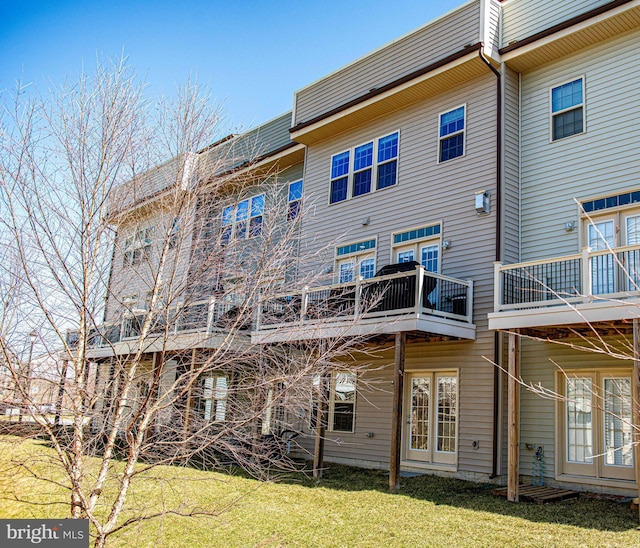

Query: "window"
left=221, top=194, right=265, bottom=243
left=335, top=239, right=376, bottom=283
left=439, top=106, right=465, bottom=162
left=194, top=375, right=228, bottom=422
left=551, top=77, right=584, bottom=141
left=330, top=372, right=356, bottom=432
left=329, top=131, right=399, bottom=204
left=561, top=371, right=634, bottom=481
left=288, top=180, right=303, bottom=221
left=123, top=227, right=154, bottom=266
left=406, top=371, right=457, bottom=465
left=169, top=216, right=180, bottom=249
left=262, top=382, right=286, bottom=435
left=392, top=224, right=441, bottom=272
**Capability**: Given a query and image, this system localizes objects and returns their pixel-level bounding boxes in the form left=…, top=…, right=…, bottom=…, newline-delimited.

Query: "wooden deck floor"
left=493, top=484, right=580, bottom=504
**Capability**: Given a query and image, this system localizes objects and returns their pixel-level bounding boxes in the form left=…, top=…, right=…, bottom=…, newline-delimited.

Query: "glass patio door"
left=588, top=219, right=615, bottom=294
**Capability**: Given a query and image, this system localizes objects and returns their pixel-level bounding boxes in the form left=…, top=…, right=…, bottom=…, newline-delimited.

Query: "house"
left=489, top=0, right=640, bottom=500
left=83, top=0, right=640, bottom=502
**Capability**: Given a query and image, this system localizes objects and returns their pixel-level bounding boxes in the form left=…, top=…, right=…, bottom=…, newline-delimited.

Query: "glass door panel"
left=602, top=377, right=634, bottom=480
left=408, top=376, right=430, bottom=461
left=625, top=215, right=640, bottom=291
left=588, top=220, right=615, bottom=294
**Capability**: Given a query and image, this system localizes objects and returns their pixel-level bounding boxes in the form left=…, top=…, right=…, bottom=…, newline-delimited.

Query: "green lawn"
left=0, top=437, right=639, bottom=547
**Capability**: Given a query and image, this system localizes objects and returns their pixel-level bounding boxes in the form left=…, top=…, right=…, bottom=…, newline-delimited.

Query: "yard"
left=0, top=436, right=638, bottom=547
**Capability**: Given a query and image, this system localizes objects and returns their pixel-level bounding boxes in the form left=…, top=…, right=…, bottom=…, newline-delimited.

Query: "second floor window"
left=288, top=180, right=303, bottom=221
left=335, top=239, right=376, bottom=283
left=329, top=131, right=399, bottom=204
left=221, top=194, right=265, bottom=244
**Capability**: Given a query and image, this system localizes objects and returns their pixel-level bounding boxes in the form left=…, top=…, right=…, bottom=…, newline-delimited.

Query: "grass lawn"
left=0, top=436, right=639, bottom=547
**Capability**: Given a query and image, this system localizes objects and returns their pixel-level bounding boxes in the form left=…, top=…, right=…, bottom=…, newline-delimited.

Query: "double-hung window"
left=551, top=77, right=584, bottom=141
left=329, top=131, right=399, bottom=204
left=330, top=372, right=356, bottom=433
left=335, top=239, right=377, bottom=283
left=194, top=375, right=228, bottom=422
left=221, top=194, right=265, bottom=243
left=439, top=105, right=465, bottom=162
left=123, top=227, right=154, bottom=267
left=288, top=180, right=303, bottom=220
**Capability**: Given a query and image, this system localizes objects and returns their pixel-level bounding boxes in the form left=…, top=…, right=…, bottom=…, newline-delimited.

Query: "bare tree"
left=0, top=58, right=386, bottom=546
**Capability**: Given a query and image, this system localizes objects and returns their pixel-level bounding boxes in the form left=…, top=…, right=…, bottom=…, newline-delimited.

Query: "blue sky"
left=1, top=0, right=464, bottom=133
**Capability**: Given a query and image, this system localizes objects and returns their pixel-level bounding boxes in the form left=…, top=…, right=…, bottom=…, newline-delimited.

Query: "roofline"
left=290, top=43, right=483, bottom=134
left=499, top=0, right=636, bottom=54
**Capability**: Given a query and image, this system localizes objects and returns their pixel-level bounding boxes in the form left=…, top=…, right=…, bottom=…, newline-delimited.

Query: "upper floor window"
left=329, top=131, right=399, bottom=204
left=439, top=105, right=465, bottom=162
left=123, top=227, right=154, bottom=267
left=169, top=216, right=180, bottom=249
left=221, top=194, right=265, bottom=244
left=551, top=77, right=584, bottom=141
left=288, top=180, right=303, bottom=221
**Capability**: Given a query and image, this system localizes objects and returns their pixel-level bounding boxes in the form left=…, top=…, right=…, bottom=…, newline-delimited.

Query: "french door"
left=562, top=372, right=634, bottom=481
left=405, top=372, right=457, bottom=465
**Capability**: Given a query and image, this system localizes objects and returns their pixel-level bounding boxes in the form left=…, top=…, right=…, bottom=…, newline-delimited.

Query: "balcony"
left=252, top=265, right=475, bottom=343
left=67, top=300, right=251, bottom=358
left=489, top=245, right=640, bottom=331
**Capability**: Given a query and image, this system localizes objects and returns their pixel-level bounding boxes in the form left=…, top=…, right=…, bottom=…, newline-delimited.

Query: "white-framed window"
left=221, top=193, right=265, bottom=244
left=168, top=216, right=180, bottom=249
left=194, top=375, right=228, bottom=422
left=551, top=77, right=584, bottom=141
left=335, top=239, right=377, bottom=283
left=288, top=180, right=303, bottom=221
left=123, top=227, right=154, bottom=267
left=261, top=382, right=286, bottom=435
left=406, top=371, right=458, bottom=465
left=392, top=224, right=441, bottom=272
left=330, top=371, right=356, bottom=433
left=329, top=131, right=399, bottom=204
left=560, top=370, right=634, bottom=481
left=439, top=105, right=465, bottom=162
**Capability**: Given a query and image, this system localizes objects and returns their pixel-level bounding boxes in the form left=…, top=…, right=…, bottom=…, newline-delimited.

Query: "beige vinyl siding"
left=502, top=65, right=520, bottom=264
left=501, top=0, right=613, bottom=47
left=519, top=27, right=640, bottom=262
left=202, top=112, right=294, bottom=174
left=293, top=1, right=482, bottom=126
left=483, top=0, right=502, bottom=61
left=518, top=336, right=633, bottom=483
left=295, top=73, right=498, bottom=476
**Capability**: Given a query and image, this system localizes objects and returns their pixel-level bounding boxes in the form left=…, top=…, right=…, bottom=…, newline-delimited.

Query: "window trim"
left=288, top=180, right=303, bottom=221
left=557, top=369, right=634, bottom=482
left=221, top=193, right=265, bottom=243
left=549, top=75, right=585, bottom=142
left=437, top=104, right=466, bottom=164
left=123, top=226, right=154, bottom=267
left=334, top=238, right=377, bottom=283
left=328, top=130, right=400, bottom=205
left=328, top=371, right=356, bottom=433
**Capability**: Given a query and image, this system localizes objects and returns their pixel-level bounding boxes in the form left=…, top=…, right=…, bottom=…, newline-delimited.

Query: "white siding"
left=519, top=27, right=640, bottom=261
left=294, top=1, right=482, bottom=125
left=502, top=0, right=614, bottom=47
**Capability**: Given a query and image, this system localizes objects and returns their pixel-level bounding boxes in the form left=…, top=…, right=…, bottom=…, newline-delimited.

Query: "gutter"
left=478, top=47, right=502, bottom=480
left=290, top=43, right=484, bottom=134
left=499, top=0, right=635, bottom=54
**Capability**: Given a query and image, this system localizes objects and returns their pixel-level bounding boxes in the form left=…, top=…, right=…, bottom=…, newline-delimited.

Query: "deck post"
left=507, top=331, right=520, bottom=502
left=313, top=370, right=329, bottom=479
left=389, top=331, right=406, bottom=492
left=633, top=319, right=640, bottom=519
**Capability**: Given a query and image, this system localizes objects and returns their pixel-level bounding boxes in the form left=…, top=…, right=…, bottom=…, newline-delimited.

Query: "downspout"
left=478, top=47, right=502, bottom=480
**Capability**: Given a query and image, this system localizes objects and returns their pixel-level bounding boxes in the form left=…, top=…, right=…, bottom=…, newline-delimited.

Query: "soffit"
left=502, top=4, right=640, bottom=73
left=291, top=54, right=491, bottom=146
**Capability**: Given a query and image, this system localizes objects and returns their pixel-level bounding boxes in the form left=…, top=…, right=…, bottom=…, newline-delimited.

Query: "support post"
left=633, top=319, right=640, bottom=518
left=313, top=371, right=329, bottom=480
left=389, top=331, right=406, bottom=492
left=507, top=331, right=520, bottom=502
